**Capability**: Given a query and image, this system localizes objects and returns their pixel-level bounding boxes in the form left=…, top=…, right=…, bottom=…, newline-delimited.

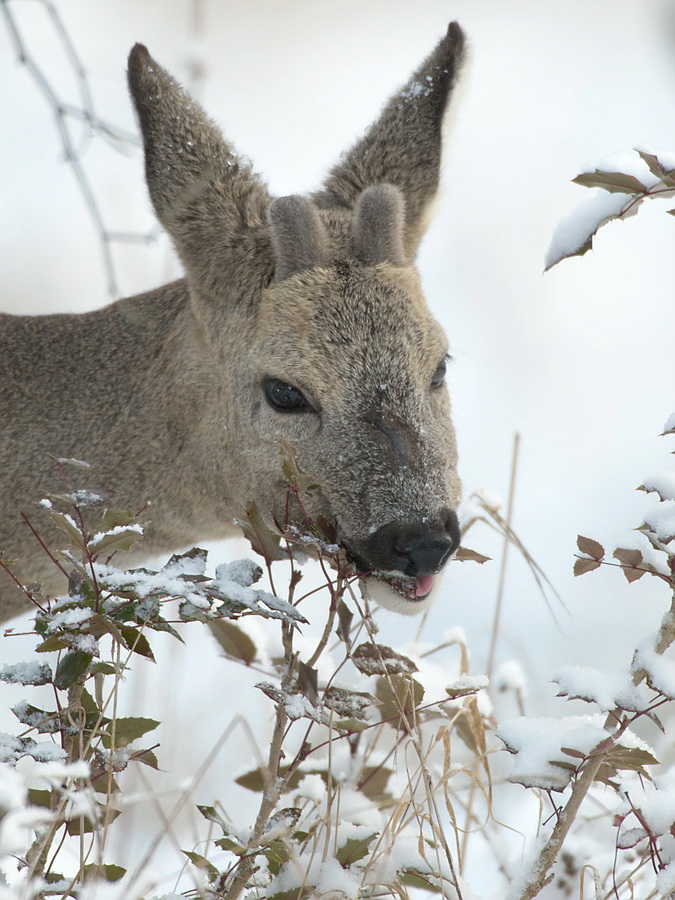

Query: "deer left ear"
left=352, top=185, right=406, bottom=266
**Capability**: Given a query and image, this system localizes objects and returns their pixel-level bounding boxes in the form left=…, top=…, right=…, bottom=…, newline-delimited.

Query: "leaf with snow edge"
left=214, top=558, right=262, bottom=587
left=572, top=170, right=650, bottom=194
left=263, top=807, right=302, bottom=839
left=632, top=644, right=675, bottom=698
left=639, top=473, right=675, bottom=502
left=577, top=535, right=605, bottom=559
left=454, top=546, right=491, bottom=564
left=87, top=524, right=144, bottom=556
left=48, top=509, right=86, bottom=549
left=209, top=620, right=257, bottom=664
left=161, top=546, right=208, bottom=578
left=352, top=643, right=418, bottom=677
left=54, top=650, right=92, bottom=690
left=12, top=702, right=59, bottom=734
left=445, top=674, right=489, bottom=699
left=100, top=508, right=136, bottom=530
left=553, top=666, right=648, bottom=712
left=0, top=660, right=52, bottom=686
left=498, top=716, right=612, bottom=791
left=635, top=149, right=670, bottom=179
left=50, top=489, right=112, bottom=509
left=545, top=190, right=633, bottom=270
left=617, top=826, right=649, bottom=850
left=197, top=804, right=235, bottom=836
left=236, top=501, right=283, bottom=562
left=323, top=686, right=373, bottom=720
left=236, top=764, right=334, bottom=794
left=57, top=457, right=91, bottom=469
left=256, top=682, right=326, bottom=723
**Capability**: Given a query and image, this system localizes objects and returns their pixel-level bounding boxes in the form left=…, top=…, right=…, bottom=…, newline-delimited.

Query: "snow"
left=663, top=412, right=675, bottom=435
left=498, top=715, right=611, bottom=790
left=641, top=472, right=675, bottom=501
left=545, top=190, right=630, bottom=270
left=584, top=151, right=660, bottom=189
left=644, top=500, right=675, bottom=543
left=46, top=607, right=94, bottom=632
left=0, top=660, right=52, bottom=686
left=493, top=659, right=528, bottom=695
left=632, top=640, right=675, bottom=698
left=553, top=665, right=648, bottom=712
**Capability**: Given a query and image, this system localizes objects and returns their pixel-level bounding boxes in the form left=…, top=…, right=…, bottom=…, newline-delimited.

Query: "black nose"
left=348, top=508, right=460, bottom=578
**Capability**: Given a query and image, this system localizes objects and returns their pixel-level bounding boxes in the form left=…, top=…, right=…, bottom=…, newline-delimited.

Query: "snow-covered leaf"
left=352, top=643, right=418, bottom=677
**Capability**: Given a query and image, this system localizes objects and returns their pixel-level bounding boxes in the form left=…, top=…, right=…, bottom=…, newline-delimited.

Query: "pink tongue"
left=415, top=575, right=434, bottom=598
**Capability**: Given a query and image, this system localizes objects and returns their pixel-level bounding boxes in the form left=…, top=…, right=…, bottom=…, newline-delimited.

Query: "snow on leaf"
left=0, top=660, right=52, bottom=686
left=662, top=412, right=675, bottom=435
left=351, top=643, right=418, bottom=677
left=323, top=686, right=373, bottom=720
left=639, top=472, right=675, bottom=502
left=545, top=190, right=632, bottom=270
left=644, top=500, right=675, bottom=543
left=445, top=674, right=489, bottom=699
left=553, top=666, right=648, bottom=712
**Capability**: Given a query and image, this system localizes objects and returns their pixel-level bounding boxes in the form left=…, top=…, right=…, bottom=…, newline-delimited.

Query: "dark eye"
left=431, top=357, right=448, bottom=388
left=263, top=377, right=309, bottom=412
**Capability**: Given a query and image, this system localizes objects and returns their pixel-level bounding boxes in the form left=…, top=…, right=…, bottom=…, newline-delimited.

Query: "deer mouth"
left=359, top=570, right=440, bottom=616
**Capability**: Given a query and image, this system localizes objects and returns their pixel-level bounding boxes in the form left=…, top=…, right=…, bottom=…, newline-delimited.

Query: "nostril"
left=399, top=536, right=454, bottom=578
left=442, top=508, right=461, bottom=555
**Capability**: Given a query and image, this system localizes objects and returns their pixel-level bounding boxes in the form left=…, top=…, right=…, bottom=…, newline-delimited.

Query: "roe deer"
left=0, top=23, right=466, bottom=620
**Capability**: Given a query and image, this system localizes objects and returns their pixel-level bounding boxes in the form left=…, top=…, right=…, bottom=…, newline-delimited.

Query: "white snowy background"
left=2, top=0, right=675, bottom=895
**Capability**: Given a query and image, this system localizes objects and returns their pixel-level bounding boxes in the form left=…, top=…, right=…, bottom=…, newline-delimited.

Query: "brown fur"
left=0, top=24, right=466, bottom=620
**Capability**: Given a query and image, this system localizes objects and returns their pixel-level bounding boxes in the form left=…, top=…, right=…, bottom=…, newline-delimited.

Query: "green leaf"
left=82, top=864, right=126, bottom=883
left=182, top=851, right=220, bottom=882
left=119, top=626, right=155, bottom=660
left=197, top=804, right=230, bottom=833
left=336, top=834, right=378, bottom=867
left=133, top=748, right=159, bottom=769
left=214, top=836, right=246, bottom=854
left=48, top=509, right=85, bottom=550
left=54, top=651, right=92, bottom=690
left=35, top=636, right=68, bottom=653
left=336, top=600, right=353, bottom=648
left=209, top=620, right=257, bottom=664
left=101, top=717, right=160, bottom=750
left=572, top=170, right=648, bottom=194
left=100, top=508, right=136, bottom=530
left=236, top=501, right=283, bottom=562
left=87, top=526, right=143, bottom=556
left=358, top=765, right=393, bottom=802
left=635, top=149, right=666, bottom=179
left=376, top=675, right=425, bottom=727
left=400, top=870, right=441, bottom=893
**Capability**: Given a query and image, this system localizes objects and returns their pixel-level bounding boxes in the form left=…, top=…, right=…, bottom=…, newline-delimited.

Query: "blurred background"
left=1, top=1, right=675, bottom=895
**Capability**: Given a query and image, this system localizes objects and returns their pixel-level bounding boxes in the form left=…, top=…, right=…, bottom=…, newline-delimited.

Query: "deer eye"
left=431, top=356, right=448, bottom=389
left=263, top=377, right=309, bottom=412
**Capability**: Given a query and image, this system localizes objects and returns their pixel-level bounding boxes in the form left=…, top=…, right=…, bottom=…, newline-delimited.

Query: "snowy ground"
left=2, top=1, right=675, bottom=895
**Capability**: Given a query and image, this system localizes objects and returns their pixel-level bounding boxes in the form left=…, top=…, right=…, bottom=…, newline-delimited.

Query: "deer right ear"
left=127, top=44, right=272, bottom=300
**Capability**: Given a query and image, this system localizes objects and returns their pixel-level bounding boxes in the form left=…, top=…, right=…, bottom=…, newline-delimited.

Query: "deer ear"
left=353, top=185, right=406, bottom=266
left=268, top=196, right=331, bottom=282
left=314, top=22, right=466, bottom=262
left=127, top=44, right=272, bottom=299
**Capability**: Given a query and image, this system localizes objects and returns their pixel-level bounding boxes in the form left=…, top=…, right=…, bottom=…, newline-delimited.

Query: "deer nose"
left=349, top=508, right=460, bottom=578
